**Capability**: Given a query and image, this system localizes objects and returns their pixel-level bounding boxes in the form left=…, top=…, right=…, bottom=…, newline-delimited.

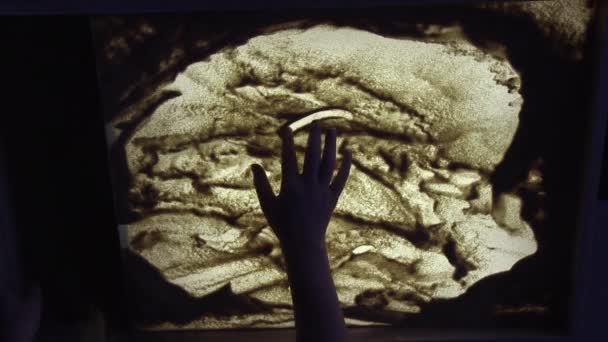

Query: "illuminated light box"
left=90, top=0, right=597, bottom=333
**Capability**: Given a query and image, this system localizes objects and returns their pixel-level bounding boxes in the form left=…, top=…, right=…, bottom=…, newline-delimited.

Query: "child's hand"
left=251, top=121, right=352, bottom=252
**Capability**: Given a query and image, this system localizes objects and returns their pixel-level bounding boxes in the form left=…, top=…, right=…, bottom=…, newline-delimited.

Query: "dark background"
left=0, top=15, right=127, bottom=339
left=0, top=1, right=606, bottom=341
left=601, top=113, right=608, bottom=198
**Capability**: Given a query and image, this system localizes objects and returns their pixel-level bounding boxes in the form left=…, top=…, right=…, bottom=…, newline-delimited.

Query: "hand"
left=251, top=121, right=352, bottom=252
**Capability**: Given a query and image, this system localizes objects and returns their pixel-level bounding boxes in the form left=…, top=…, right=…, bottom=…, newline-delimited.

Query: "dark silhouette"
left=0, top=146, right=42, bottom=342
left=251, top=121, right=352, bottom=342
left=0, top=283, right=41, bottom=342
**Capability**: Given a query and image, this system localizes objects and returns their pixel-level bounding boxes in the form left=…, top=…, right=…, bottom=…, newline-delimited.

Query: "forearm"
left=283, top=242, right=347, bottom=342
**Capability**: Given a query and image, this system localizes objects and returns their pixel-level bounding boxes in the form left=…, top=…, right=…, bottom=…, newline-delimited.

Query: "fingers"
left=319, top=128, right=336, bottom=184
left=251, top=164, right=275, bottom=214
left=280, top=126, right=298, bottom=182
left=330, top=150, right=352, bottom=202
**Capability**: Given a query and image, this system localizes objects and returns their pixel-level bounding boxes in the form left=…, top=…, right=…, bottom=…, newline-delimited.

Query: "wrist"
left=282, top=242, right=331, bottom=279
left=281, top=239, right=327, bottom=260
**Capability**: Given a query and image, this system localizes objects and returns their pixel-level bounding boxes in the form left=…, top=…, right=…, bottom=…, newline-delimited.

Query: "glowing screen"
left=91, top=0, right=594, bottom=331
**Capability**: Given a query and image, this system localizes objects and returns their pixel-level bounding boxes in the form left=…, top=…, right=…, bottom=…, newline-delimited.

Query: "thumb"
left=251, top=164, right=276, bottom=214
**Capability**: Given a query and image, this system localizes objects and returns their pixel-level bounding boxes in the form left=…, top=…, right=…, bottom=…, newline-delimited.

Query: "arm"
left=283, top=241, right=346, bottom=342
left=251, top=121, right=352, bottom=342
